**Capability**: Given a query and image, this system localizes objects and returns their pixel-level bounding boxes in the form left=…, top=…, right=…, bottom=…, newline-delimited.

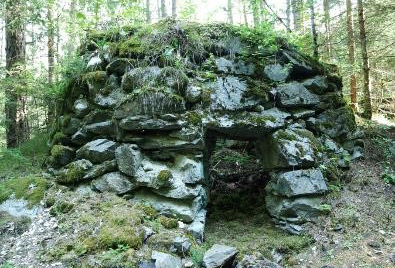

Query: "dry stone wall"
left=48, top=20, right=363, bottom=237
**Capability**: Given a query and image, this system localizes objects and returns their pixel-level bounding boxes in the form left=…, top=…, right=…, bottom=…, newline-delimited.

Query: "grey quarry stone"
left=151, top=251, right=182, bottom=268
left=76, top=139, right=118, bottom=163
left=264, top=63, right=289, bottom=82
left=203, top=244, right=238, bottom=268
left=115, top=144, right=143, bottom=177
left=275, top=82, right=320, bottom=108
left=266, top=169, right=328, bottom=197
left=91, top=171, right=136, bottom=195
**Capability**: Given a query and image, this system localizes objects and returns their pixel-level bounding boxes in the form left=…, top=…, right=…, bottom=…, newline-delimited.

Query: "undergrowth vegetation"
left=0, top=132, right=49, bottom=178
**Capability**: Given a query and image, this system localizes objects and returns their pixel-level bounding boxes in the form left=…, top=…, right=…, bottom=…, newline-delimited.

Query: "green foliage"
left=49, top=54, right=87, bottom=100
left=234, top=22, right=279, bottom=54
left=0, top=263, right=15, bottom=268
left=318, top=204, right=332, bottom=214
left=381, top=170, right=395, bottom=185
left=0, top=132, right=48, bottom=178
left=190, top=244, right=208, bottom=267
left=0, top=176, right=48, bottom=207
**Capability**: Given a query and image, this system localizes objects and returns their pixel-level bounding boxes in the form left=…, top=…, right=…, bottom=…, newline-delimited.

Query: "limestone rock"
left=94, top=88, right=126, bottom=108
left=205, top=108, right=290, bottom=139
left=57, top=159, right=93, bottom=184
left=132, top=189, right=205, bottom=222
left=71, top=127, right=91, bottom=146
left=119, top=115, right=185, bottom=131
left=279, top=49, right=322, bottom=78
left=122, top=67, right=161, bottom=91
left=159, top=67, right=189, bottom=95
left=185, top=85, right=202, bottom=103
left=275, top=82, right=320, bottom=108
left=264, top=64, right=289, bottom=82
left=73, top=99, right=90, bottom=118
left=203, top=244, right=238, bottom=268
left=83, top=159, right=117, bottom=180
left=151, top=251, right=182, bottom=268
left=210, top=76, right=259, bottom=111
left=187, top=209, right=206, bottom=242
left=85, top=121, right=114, bottom=135
left=170, top=236, right=192, bottom=256
left=114, top=91, right=186, bottom=118
left=312, top=107, right=356, bottom=140
left=266, top=169, right=328, bottom=197
left=76, top=139, right=118, bottom=163
left=215, top=57, right=255, bottom=76
left=60, top=116, right=81, bottom=136
left=91, top=171, right=136, bottom=195
left=257, top=128, right=319, bottom=170
left=115, top=144, right=143, bottom=177
left=265, top=195, right=323, bottom=223
left=302, top=76, right=329, bottom=95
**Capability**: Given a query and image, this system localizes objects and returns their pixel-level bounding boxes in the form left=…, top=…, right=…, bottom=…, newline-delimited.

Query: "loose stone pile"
left=48, top=20, right=363, bottom=237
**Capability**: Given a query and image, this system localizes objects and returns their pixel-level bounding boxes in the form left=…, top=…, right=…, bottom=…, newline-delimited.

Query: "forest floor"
left=0, top=118, right=394, bottom=268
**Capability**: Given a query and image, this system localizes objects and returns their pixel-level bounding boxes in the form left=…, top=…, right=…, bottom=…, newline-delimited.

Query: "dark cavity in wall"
left=204, top=135, right=271, bottom=220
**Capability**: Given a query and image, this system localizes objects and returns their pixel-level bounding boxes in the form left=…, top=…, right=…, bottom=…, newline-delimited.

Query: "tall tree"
left=346, top=0, right=357, bottom=110
left=47, top=1, right=55, bottom=85
left=4, top=0, right=28, bottom=147
left=323, top=0, right=332, bottom=58
left=227, top=0, right=233, bottom=24
left=146, top=0, right=151, bottom=23
left=161, top=0, right=167, bottom=18
left=357, top=0, right=372, bottom=119
left=171, top=0, right=177, bottom=17
left=309, top=0, right=318, bottom=58
left=242, top=0, right=248, bottom=26
left=286, top=0, right=291, bottom=30
left=291, top=0, right=304, bottom=32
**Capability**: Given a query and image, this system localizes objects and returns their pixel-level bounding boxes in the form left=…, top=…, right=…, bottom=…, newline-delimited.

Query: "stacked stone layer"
left=48, top=21, right=362, bottom=236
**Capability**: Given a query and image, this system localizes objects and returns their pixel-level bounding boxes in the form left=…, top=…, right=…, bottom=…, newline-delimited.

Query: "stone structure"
left=48, top=20, right=362, bottom=237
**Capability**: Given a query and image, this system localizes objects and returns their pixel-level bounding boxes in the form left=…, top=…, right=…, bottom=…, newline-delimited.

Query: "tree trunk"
left=5, top=0, right=28, bottom=148
left=309, top=0, right=318, bottom=58
left=357, top=0, right=372, bottom=119
left=146, top=0, right=151, bottom=23
left=161, top=0, right=167, bottom=18
left=346, top=0, right=357, bottom=110
left=47, top=3, right=55, bottom=85
left=291, top=0, right=304, bottom=32
left=251, top=0, right=260, bottom=27
left=323, top=0, right=332, bottom=58
left=243, top=1, right=248, bottom=26
left=172, top=0, right=177, bottom=17
left=286, top=0, right=291, bottom=30
left=157, top=0, right=161, bottom=20
left=227, top=0, right=233, bottom=24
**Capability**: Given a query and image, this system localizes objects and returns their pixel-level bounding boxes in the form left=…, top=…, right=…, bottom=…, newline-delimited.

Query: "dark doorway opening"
left=205, top=137, right=270, bottom=221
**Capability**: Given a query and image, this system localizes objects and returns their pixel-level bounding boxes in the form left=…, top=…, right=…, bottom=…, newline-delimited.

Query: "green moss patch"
left=0, top=176, right=49, bottom=207
left=159, top=216, right=178, bottom=229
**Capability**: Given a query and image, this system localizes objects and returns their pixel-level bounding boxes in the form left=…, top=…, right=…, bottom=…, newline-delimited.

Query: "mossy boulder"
left=50, top=145, right=75, bottom=167
left=56, top=159, right=93, bottom=185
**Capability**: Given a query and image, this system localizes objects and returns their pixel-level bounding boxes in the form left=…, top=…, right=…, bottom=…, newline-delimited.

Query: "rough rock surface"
left=48, top=20, right=359, bottom=236
left=203, top=244, right=238, bottom=268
